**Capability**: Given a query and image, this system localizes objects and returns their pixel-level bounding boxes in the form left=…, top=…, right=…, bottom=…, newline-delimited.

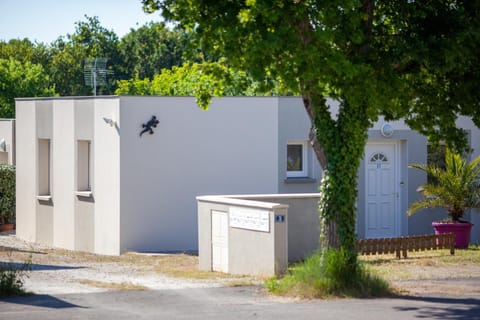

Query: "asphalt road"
left=1, top=286, right=479, bottom=320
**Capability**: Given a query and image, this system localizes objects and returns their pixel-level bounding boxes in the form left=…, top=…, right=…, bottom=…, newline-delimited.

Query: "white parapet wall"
left=197, top=195, right=289, bottom=277
left=197, top=193, right=321, bottom=277
left=225, top=194, right=321, bottom=262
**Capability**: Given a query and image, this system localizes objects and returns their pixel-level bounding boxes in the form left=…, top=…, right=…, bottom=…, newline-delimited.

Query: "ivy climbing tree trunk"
left=303, top=87, right=370, bottom=257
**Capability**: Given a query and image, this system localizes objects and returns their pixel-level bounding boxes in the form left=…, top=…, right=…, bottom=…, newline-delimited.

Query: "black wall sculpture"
left=140, top=115, right=159, bottom=137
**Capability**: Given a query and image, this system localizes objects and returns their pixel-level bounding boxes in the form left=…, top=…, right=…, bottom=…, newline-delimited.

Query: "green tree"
left=388, top=1, right=480, bottom=151
left=141, top=0, right=480, bottom=268
left=116, top=60, right=288, bottom=102
left=0, top=39, right=54, bottom=89
left=50, top=16, right=120, bottom=96
left=118, top=22, right=187, bottom=80
left=0, top=39, right=52, bottom=67
left=0, top=58, right=55, bottom=117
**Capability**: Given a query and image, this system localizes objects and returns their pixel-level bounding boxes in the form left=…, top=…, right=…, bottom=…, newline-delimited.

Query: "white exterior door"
left=365, top=142, right=399, bottom=238
left=211, top=210, right=228, bottom=272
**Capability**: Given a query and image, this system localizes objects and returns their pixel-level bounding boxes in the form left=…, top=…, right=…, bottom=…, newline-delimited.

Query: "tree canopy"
left=0, top=58, right=55, bottom=117
left=118, top=22, right=187, bottom=80
left=49, top=15, right=120, bottom=96
left=141, top=0, right=480, bottom=264
left=116, top=60, right=290, bottom=105
left=0, top=16, right=191, bottom=107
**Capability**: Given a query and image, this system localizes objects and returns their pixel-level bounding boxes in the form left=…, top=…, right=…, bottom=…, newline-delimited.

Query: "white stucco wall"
left=277, top=97, right=322, bottom=193
left=51, top=100, right=76, bottom=250
left=16, top=96, right=318, bottom=254
left=197, top=195, right=289, bottom=276
left=15, top=101, right=36, bottom=242
left=93, top=97, right=121, bottom=255
left=16, top=97, right=123, bottom=254
left=118, top=96, right=282, bottom=252
left=74, top=99, right=95, bottom=252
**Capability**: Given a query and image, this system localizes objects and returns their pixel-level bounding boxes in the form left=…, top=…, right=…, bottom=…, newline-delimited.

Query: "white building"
left=15, top=96, right=480, bottom=255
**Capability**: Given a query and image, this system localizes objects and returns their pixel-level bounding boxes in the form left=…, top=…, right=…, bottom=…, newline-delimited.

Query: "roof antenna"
left=83, top=58, right=113, bottom=96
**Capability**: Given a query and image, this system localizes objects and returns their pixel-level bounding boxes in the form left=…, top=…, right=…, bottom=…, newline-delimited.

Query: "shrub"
left=0, top=164, right=15, bottom=225
left=265, top=249, right=391, bottom=299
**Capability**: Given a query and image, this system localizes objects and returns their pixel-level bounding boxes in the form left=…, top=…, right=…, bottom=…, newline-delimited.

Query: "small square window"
left=427, top=143, right=446, bottom=170
left=427, top=143, right=446, bottom=184
left=287, top=141, right=308, bottom=178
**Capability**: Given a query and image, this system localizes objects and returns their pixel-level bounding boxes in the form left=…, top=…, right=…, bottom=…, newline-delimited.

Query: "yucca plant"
left=408, top=148, right=480, bottom=222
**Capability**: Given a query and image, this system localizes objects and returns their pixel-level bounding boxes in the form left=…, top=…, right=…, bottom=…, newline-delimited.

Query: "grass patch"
left=76, top=279, right=147, bottom=291
left=162, top=269, right=235, bottom=279
left=225, top=279, right=261, bottom=287
left=360, top=246, right=480, bottom=281
left=125, top=252, right=257, bottom=282
left=3, top=246, right=257, bottom=283
left=265, top=249, right=391, bottom=299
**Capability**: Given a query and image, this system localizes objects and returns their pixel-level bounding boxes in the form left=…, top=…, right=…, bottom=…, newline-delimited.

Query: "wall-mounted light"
left=103, top=117, right=116, bottom=127
left=381, top=123, right=394, bottom=138
left=0, top=138, right=6, bottom=152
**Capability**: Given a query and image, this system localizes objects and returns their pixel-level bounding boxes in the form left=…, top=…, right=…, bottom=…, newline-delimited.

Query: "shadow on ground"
left=0, top=261, right=85, bottom=271
left=0, top=294, right=85, bottom=309
left=0, top=244, right=47, bottom=255
left=395, top=295, right=480, bottom=319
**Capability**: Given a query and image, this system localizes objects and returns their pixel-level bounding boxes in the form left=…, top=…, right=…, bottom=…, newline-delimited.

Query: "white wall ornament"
left=229, top=207, right=270, bottom=232
left=140, top=115, right=159, bottom=137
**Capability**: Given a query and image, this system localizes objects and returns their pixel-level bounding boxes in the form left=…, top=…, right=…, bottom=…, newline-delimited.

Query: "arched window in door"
left=369, top=152, right=388, bottom=163
left=370, top=152, right=389, bottom=169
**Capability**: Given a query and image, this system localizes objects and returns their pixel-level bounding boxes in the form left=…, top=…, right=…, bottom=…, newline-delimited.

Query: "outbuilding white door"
left=211, top=210, right=228, bottom=273
left=365, top=142, right=399, bottom=238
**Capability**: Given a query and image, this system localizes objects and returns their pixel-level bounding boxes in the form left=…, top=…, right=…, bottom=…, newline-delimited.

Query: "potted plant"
left=408, top=148, right=480, bottom=248
left=0, top=164, right=15, bottom=232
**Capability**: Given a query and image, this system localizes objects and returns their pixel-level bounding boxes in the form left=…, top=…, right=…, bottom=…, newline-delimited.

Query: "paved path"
left=2, top=233, right=480, bottom=319
left=1, top=286, right=480, bottom=320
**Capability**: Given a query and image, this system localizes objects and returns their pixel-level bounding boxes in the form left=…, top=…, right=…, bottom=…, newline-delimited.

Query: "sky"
left=0, top=0, right=162, bottom=43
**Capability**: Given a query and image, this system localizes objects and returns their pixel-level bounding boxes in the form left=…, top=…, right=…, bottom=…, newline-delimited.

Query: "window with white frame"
left=77, top=140, right=92, bottom=191
left=38, top=139, right=51, bottom=196
left=287, top=141, right=308, bottom=178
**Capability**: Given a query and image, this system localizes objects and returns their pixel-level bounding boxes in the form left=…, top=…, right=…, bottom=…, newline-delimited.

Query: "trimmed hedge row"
left=0, top=164, right=15, bottom=225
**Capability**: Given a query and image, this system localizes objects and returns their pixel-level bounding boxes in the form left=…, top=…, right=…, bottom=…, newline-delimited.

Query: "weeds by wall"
left=0, top=255, right=31, bottom=297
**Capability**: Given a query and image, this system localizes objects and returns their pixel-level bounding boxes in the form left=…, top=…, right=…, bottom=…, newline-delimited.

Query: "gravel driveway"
left=0, top=231, right=255, bottom=295
left=3, top=231, right=480, bottom=298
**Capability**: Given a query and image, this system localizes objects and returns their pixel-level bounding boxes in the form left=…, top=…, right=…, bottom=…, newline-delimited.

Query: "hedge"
left=0, top=164, right=15, bottom=225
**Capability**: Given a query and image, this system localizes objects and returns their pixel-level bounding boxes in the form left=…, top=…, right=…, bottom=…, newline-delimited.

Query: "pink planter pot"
left=432, top=222, right=473, bottom=249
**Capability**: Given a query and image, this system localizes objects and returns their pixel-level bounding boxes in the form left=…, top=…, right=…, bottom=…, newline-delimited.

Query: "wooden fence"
left=356, top=233, right=455, bottom=258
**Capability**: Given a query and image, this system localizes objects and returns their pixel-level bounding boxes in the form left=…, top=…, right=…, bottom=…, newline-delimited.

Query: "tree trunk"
left=319, top=156, right=363, bottom=254
left=302, top=93, right=370, bottom=255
